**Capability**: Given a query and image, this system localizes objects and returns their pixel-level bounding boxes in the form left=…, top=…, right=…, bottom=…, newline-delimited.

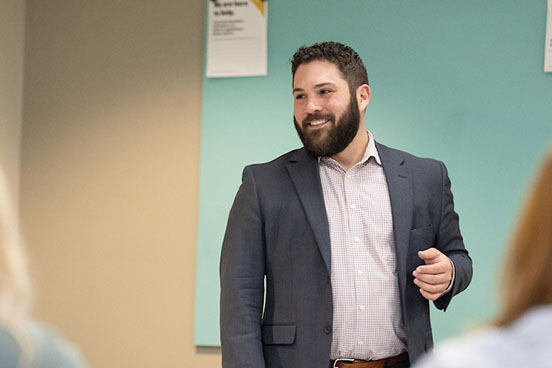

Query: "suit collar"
left=286, top=148, right=332, bottom=274
left=376, top=142, right=412, bottom=291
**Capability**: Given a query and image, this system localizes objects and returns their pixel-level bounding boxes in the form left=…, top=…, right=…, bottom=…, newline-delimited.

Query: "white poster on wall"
left=545, top=0, right=552, bottom=72
left=206, top=0, right=268, bottom=78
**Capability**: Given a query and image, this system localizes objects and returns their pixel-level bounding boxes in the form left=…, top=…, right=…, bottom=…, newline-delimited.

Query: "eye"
left=320, top=89, right=332, bottom=95
left=294, top=93, right=306, bottom=100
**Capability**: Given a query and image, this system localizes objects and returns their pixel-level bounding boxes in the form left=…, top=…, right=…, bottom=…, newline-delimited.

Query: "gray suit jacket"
left=220, top=142, right=472, bottom=368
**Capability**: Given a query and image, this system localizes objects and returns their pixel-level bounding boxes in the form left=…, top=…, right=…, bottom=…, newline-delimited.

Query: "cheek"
left=326, top=100, right=347, bottom=116
left=293, top=104, right=304, bottom=121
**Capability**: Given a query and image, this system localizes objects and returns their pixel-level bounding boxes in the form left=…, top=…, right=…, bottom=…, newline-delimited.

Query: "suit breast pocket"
left=408, top=225, right=434, bottom=269
left=410, top=225, right=434, bottom=250
left=262, top=324, right=296, bottom=345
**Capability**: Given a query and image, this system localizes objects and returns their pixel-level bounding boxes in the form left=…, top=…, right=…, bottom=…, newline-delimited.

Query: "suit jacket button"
left=324, top=326, right=332, bottom=334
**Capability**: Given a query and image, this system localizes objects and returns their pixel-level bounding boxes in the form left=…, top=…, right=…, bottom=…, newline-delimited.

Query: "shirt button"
left=323, top=326, right=332, bottom=335
left=350, top=204, right=356, bottom=209
left=357, top=270, right=364, bottom=275
left=358, top=340, right=364, bottom=346
left=359, top=305, right=365, bottom=311
left=354, top=237, right=360, bottom=242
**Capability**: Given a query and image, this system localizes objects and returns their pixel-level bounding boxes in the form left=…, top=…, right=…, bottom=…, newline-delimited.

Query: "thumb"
left=418, top=247, right=441, bottom=262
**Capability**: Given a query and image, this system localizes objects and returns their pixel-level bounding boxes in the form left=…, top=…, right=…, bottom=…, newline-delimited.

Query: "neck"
left=331, top=125, right=369, bottom=171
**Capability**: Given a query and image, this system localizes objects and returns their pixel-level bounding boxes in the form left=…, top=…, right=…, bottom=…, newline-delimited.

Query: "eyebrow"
left=293, top=82, right=337, bottom=93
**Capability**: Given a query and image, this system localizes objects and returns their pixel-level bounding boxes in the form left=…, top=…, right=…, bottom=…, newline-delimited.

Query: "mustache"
left=302, top=113, right=335, bottom=127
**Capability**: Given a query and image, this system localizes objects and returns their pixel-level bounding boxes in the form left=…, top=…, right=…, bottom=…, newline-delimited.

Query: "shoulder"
left=0, top=325, right=20, bottom=368
left=413, top=327, right=505, bottom=368
left=30, top=323, right=88, bottom=368
left=246, top=148, right=305, bottom=170
left=376, top=141, right=444, bottom=168
left=414, top=307, right=552, bottom=368
left=242, top=147, right=309, bottom=180
left=375, top=142, right=447, bottom=183
left=0, top=323, right=87, bottom=368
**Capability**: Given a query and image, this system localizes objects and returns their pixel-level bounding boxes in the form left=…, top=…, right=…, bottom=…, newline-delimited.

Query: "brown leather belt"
left=330, top=352, right=409, bottom=368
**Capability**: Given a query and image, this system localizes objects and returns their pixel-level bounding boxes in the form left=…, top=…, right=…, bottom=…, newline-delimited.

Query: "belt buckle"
left=333, top=358, right=355, bottom=368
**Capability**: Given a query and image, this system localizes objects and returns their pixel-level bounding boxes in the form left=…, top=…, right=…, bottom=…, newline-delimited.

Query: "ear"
left=356, top=84, right=371, bottom=111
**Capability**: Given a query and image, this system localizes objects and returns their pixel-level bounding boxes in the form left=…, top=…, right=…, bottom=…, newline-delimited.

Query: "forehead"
left=293, top=60, right=348, bottom=89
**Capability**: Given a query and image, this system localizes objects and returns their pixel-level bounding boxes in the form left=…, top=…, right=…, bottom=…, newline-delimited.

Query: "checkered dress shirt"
left=319, top=131, right=407, bottom=360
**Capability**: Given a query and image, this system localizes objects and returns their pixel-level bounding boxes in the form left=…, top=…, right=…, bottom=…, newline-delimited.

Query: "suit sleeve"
left=433, top=161, right=473, bottom=311
left=220, top=166, right=266, bottom=368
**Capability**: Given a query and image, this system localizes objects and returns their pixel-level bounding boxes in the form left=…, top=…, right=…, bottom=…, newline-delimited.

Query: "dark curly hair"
left=291, top=41, right=369, bottom=93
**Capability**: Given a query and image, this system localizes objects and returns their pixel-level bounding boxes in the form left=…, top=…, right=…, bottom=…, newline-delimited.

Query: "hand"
left=413, top=248, right=453, bottom=301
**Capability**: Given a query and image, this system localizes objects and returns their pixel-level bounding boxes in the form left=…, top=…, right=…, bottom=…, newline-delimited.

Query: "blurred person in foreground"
left=0, top=166, right=87, bottom=368
left=413, top=147, right=552, bottom=368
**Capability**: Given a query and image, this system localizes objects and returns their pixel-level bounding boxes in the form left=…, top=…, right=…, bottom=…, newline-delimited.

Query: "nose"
left=305, top=96, right=322, bottom=114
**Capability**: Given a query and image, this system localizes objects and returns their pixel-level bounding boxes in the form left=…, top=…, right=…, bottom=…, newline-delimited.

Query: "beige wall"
left=20, top=1, right=220, bottom=367
left=0, top=0, right=25, bottom=199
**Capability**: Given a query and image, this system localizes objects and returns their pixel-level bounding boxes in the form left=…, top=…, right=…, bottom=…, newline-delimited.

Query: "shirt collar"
left=363, top=130, right=382, bottom=165
left=318, top=130, right=381, bottom=167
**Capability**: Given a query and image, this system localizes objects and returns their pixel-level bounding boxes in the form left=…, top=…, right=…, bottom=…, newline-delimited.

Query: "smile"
left=307, top=119, right=330, bottom=127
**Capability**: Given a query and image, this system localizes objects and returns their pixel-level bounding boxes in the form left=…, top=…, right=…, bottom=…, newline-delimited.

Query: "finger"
left=413, top=276, right=449, bottom=289
left=418, top=248, right=441, bottom=261
left=415, top=262, right=450, bottom=275
left=413, top=272, right=450, bottom=285
left=413, top=278, right=447, bottom=292
left=419, top=288, right=443, bottom=301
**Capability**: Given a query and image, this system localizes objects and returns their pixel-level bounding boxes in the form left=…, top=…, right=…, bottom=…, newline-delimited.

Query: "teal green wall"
left=195, top=0, right=552, bottom=346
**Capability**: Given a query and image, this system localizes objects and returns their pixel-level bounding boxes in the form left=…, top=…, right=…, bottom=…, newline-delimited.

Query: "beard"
left=293, top=94, right=361, bottom=158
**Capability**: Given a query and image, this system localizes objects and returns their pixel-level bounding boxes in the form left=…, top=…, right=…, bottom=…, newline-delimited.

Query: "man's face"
left=292, top=60, right=361, bottom=157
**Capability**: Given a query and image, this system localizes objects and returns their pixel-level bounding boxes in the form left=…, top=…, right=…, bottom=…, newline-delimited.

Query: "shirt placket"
left=344, top=166, right=369, bottom=356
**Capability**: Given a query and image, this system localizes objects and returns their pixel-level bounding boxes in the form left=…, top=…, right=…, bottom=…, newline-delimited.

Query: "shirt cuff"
left=443, top=259, right=455, bottom=294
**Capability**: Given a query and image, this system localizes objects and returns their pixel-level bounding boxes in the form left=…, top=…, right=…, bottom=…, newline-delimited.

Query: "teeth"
left=309, top=120, right=326, bottom=126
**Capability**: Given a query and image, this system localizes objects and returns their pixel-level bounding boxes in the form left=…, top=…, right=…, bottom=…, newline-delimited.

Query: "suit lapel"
left=286, top=149, right=332, bottom=274
left=376, top=142, right=412, bottom=292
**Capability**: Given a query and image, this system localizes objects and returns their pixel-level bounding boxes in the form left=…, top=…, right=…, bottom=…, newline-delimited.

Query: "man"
left=220, top=41, right=472, bottom=368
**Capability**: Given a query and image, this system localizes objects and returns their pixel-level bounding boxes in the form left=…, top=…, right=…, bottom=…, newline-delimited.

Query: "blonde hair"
left=496, top=147, right=552, bottom=326
left=0, top=166, right=33, bottom=356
